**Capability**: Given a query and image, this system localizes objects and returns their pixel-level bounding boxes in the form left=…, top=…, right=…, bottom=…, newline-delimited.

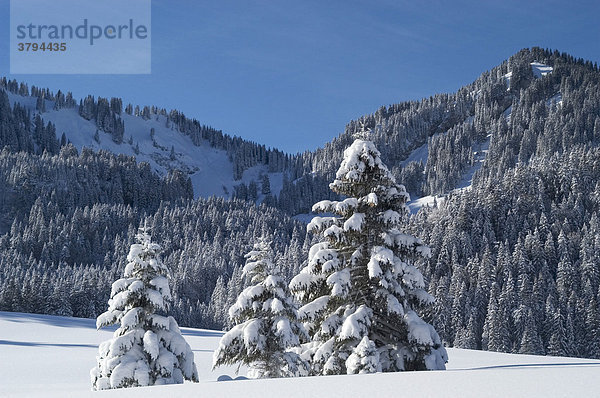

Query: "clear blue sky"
left=1, top=0, right=599, bottom=153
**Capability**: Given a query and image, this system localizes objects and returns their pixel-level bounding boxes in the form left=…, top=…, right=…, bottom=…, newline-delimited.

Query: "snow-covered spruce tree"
left=91, top=224, right=198, bottom=390
left=346, top=335, right=381, bottom=374
left=213, top=238, right=308, bottom=378
left=290, top=136, right=447, bottom=375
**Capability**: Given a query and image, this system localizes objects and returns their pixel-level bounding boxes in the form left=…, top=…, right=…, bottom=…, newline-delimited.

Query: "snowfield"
left=6, top=92, right=284, bottom=201
left=1, top=312, right=599, bottom=397
left=530, top=61, right=553, bottom=78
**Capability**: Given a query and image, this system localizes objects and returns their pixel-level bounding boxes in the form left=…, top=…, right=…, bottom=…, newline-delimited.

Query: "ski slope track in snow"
left=1, top=311, right=599, bottom=398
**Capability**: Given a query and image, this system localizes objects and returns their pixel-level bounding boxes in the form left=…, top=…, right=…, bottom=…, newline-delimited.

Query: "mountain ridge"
left=4, top=47, right=594, bottom=213
left=2, top=47, right=600, bottom=360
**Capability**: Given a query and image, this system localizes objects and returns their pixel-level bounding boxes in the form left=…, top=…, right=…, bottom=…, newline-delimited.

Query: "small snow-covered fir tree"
left=290, top=134, right=447, bottom=375
left=345, top=335, right=381, bottom=374
left=213, top=238, right=308, bottom=378
left=91, top=223, right=198, bottom=390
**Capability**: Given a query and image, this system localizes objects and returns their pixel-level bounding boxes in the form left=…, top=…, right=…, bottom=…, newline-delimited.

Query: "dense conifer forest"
left=1, top=47, right=599, bottom=359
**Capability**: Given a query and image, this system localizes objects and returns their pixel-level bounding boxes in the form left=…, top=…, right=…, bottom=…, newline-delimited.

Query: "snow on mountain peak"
left=530, top=61, right=553, bottom=77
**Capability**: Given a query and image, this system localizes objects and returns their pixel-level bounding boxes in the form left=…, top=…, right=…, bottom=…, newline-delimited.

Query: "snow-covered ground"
left=504, top=61, right=553, bottom=89
left=6, top=92, right=283, bottom=200
left=1, top=311, right=599, bottom=398
left=401, top=116, right=483, bottom=213
left=400, top=142, right=428, bottom=168
left=399, top=139, right=434, bottom=213
left=503, top=71, right=513, bottom=90
left=546, top=92, right=563, bottom=108
left=293, top=212, right=320, bottom=224
left=454, top=134, right=491, bottom=191
left=405, top=61, right=558, bottom=213
left=407, top=195, right=443, bottom=213
left=530, top=61, right=553, bottom=78
left=503, top=104, right=513, bottom=122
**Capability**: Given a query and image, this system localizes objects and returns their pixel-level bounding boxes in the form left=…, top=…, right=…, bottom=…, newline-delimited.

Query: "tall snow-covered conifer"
left=290, top=134, right=447, bottom=374
left=213, top=238, right=308, bottom=378
left=91, top=224, right=198, bottom=390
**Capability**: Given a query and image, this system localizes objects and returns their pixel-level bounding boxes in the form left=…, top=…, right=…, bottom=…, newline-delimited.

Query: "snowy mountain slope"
left=402, top=131, right=489, bottom=213
left=546, top=92, right=563, bottom=107
left=0, top=55, right=564, bottom=216
left=530, top=61, right=554, bottom=78
left=0, top=54, right=569, bottom=217
left=454, top=134, right=491, bottom=191
left=404, top=60, right=560, bottom=213
left=1, top=311, right=599, bottom=398
left=400, top=141, right=428, bottom=167
left=5, top=91, right=283, bottom=200
left=504, top=61, right=553, bottom=88
left=407, top=195, right=443, bottom=214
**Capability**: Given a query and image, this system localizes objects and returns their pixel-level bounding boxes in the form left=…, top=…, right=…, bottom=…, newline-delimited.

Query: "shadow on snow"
left=455, top=362, right=600, bottom=371
left=0, top=312, right=224, bottom=338
left=0, top=339, right=97, bottom=348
